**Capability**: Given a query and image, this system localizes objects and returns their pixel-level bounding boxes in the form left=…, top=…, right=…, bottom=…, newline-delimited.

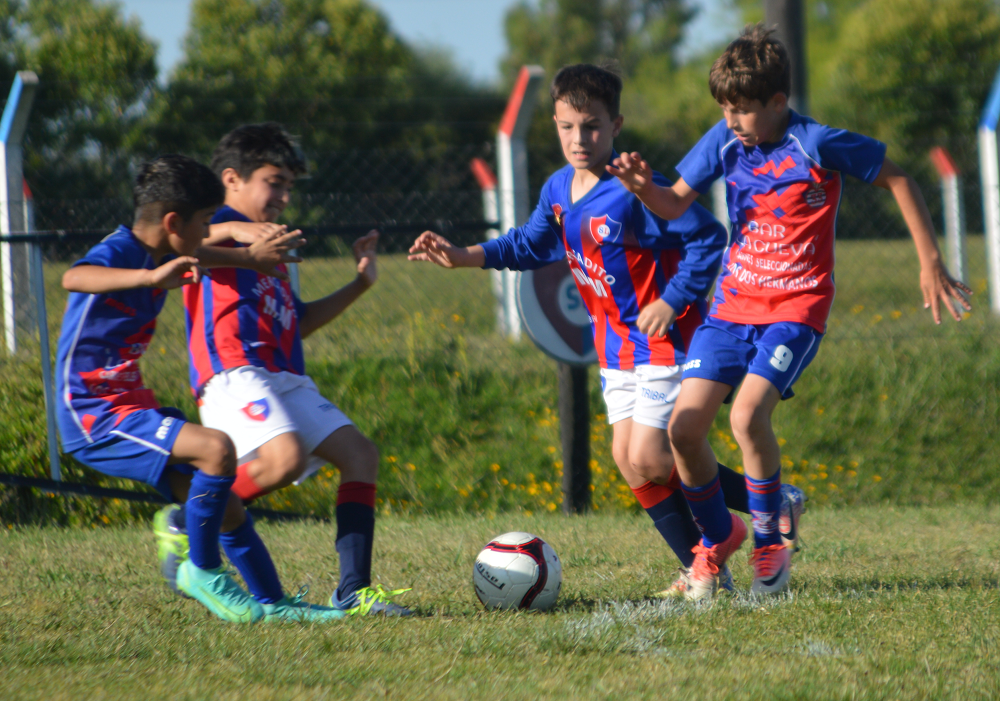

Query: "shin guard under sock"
left=680, top=473, right=733, bottom=547
left=220, top=513, right=284, bottom=604
left=335, top=481, right=376, bottom=603
left=185, top=471, right=234, bottom=571
left=632, top=478, right=700, bottom=568
left=746, top=470, right=783, bottom=548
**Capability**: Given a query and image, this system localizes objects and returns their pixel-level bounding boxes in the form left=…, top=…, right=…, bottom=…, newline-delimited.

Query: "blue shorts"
left=682, top=317, right=823, bottom=399
left=68, top=407, right=196, bottom=501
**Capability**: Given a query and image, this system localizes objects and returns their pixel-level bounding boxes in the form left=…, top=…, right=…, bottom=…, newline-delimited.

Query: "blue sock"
left=746, top=470, right=783, bottom=548
left=718, top=463, right=750, bottom=514
left=334, top=482, right=376, bottom=604
left=633, top=481, right=699, bottom=568
left=220, top=514, right=284, bottom=604
left=680, top=474, right=733, bottom=547
left=185, top=471, right=234, bottom=571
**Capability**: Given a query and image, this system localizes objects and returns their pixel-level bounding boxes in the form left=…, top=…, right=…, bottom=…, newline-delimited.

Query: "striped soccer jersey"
left=677, top=110, right=887, bottom=333
left=481, top=158, right=727, bottom=370
left=184, top=206, right=307, bottom=395
left=55, top=227, right=166, bottom=451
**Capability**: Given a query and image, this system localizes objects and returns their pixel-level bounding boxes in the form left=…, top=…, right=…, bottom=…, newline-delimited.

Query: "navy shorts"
left=682, top=317, right=823, bottom=399
left=68, top=406, right=196, bottom=501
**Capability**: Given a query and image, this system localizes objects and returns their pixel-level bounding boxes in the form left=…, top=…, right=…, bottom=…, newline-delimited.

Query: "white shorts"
left=600, top=364, right=683, bottom=430
left=198, top=365, right=353, bottom=485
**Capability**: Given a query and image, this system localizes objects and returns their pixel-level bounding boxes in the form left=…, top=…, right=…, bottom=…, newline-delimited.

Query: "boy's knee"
left=667, top=414, right=700, bottom=456
left=201, top=430, right=237, bottom=477
left=729, top=403, right=767, bottom=442
left=257, top=433, right=308, bottom=483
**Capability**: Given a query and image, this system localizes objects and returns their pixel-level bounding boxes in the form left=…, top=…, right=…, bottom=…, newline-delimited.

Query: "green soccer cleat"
left=176, top=559, right=264, bottom=623
left=329, top=584, right=414, bottom=616
left=153, top=504, right=190, bottom=598
left=262, top=587, right=348, bottom=623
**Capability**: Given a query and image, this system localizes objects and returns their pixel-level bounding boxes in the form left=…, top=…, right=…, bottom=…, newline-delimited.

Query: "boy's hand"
left=921, top=261, right=972, bottom=323
left=148, top=256, right=200, bottom=289
left=246, top=228, right=306, bottom=281
left=226, top=221, right=295, bottom=245
left=354, top=230, right=379, bottom=289
left=606, top=151, right=654, bottom=195
left=637, top=298, right=676, bottom=338
left=408, top=231, right=473, bottom=268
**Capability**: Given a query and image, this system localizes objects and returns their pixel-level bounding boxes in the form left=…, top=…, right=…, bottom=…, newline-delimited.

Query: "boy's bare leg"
left=729, top=374, right=782, bottom=481
left=611, top=419, right=674, bottom=488
left=241, top=432, right=308, bottom=493
left=667, top=378, right=733, bottom=487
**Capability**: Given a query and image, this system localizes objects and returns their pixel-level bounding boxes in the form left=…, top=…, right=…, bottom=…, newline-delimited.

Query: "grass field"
left=3, top=506, right=999, bottom=700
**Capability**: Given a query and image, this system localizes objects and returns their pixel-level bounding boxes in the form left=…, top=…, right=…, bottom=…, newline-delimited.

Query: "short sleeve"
left=676, top=120, right=730, bottom=193
left=813, top=126, right=887, bottom=184
left=75, top=236, right=132, bottom=269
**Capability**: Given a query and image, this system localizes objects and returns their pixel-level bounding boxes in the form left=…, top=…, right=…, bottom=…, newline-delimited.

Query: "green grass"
left=2, top=507, right=999, bottom=699
left=2, top=236, right=1000, bottom=524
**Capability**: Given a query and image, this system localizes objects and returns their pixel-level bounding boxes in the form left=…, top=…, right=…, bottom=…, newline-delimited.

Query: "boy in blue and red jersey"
left=610, top=24, right=972, bottom=599
left=165, top=123, right=411, bottom=616
left=410, top=64, right=803, bottom=596
left=56, top=155, right=344, bottom=623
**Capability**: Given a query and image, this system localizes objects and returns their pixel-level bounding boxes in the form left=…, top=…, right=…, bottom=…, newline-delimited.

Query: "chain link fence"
left=2, top=128, right=998, bottom=524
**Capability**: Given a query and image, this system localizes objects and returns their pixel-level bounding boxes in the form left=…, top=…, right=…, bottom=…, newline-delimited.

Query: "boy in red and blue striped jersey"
left=161, top=123, right=410, bottom=616
left=410, top=64, right=803, bottom=596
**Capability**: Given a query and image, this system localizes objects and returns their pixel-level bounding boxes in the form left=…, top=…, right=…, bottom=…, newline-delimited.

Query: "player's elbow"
left=62, top=268, right=85, bottom=292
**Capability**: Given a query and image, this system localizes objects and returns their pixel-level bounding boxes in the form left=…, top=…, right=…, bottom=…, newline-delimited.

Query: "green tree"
left=6, top=0, right=158, bottom=208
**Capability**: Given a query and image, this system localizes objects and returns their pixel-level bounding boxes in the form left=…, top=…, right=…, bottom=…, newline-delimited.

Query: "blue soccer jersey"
left=56, top=227, right=169, bottom=451
left=481, top=157, right=727, bottom=370
left=677, top=111, right=886, bottom=332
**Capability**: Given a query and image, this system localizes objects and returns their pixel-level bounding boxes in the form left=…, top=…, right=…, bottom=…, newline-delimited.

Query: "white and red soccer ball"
left=473, top=532, right=562, bottom=611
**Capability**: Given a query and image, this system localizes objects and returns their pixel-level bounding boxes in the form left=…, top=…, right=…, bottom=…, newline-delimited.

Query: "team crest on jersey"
left=804, top=182, right=827, bottom=208
left=589, top=215, right=622, bottom=244
left=242, top=399, right=270, bottom=422
left=551, top=203, right=564, bottom=227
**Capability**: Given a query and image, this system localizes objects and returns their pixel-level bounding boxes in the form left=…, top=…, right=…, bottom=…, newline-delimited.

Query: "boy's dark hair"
left=550, top=63, right=623, bottom=118
left=133, top=154, right=224, bottom=224
left=709, top=23, right=790, bottom=106
left=211, top=122, right=307, bottom=181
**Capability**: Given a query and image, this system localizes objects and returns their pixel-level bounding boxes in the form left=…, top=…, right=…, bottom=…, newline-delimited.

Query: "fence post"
left=24, top=186, right=61, bottom=480
left=470, top=158, right=504, bottom=334
left=929, top=147, right=967, bottom=291
left=978, top=66, right=1000, bottom=315
left=497, top=65, right=545, bottom=341
left=0, top=71, right=39, bottom=353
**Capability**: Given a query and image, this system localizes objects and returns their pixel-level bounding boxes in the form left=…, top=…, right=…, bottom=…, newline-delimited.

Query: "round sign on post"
left=516, top=260, right=597, bottom=366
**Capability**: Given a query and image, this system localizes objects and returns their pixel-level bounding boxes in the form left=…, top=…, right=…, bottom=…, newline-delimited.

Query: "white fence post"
left=470, top=158, right=504, bottom=334
left=977, top=67, right=1000, bottom=315
left=1, top=71, right=39, bottom=353
left=496, top=65, right=545, bottom=341
left=929, top=147, right=967, bottom=289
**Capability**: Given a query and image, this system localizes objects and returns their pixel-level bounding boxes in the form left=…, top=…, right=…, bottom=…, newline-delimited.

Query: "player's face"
left=553, top=99, right=623, bottom=172
left=225, top=164, right=295, bottom=223
left=720, top=95, right=788, bottom=147
left=167, top=207, right=216, bottom=256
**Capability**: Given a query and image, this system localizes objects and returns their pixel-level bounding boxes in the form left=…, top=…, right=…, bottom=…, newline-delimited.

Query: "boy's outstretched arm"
left=299, top=230, right=378, bottom=338
left=195, top=228, right=306, bottom=281
left=63, top=257, right=201, bottom=293
left=873, top=157, right=973, bottom=323
left=607, top=152, right=701, bottom=220
left=408, top=231, right=485, bottom=268
left=204, top=221, right=299, bottom=246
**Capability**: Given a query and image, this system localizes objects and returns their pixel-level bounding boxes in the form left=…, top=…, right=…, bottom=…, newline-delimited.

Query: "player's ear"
left=768, top=92, right=788, bottom=112
left=162, top=210, right=183, bottom=236
left=612, top=114, right=624, bottom=137
left=220, top=168, right=244, bottom=191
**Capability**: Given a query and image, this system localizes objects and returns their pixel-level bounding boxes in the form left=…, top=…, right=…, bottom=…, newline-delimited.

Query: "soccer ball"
left=472, top=532, right=562, bottom=611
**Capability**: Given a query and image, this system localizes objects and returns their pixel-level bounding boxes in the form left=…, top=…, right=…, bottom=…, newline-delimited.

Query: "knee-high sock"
left=632, top=473, right=700, bottom=568
left=718, top=463, right=750, bottom=514
left=335, top=481, right=376, bottom=603
left=232, top=463, right=269, bottom=504
left=680, top=473, right=733, bottom=547
left=185, top=471, right=234, bottom=571
left=746, top=469, right=783, bottom=548
left=220, top=513, right=284, bottom=604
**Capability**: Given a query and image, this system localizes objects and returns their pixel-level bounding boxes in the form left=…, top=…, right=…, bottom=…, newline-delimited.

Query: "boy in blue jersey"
left=56, top=155, right=345, bottom=623
left=410, top=64, right=805, bottom=597
left=610, top=24, right=972, bottom=599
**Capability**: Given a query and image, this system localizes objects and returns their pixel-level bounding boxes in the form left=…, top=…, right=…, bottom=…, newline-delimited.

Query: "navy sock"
left=220, top=514, right=284, bottom=604
left=746, top=470, right=783, bottom=548
left=680, top=474, right=733, bottom=547
left=335, top=482, right=376, bottom=603
left=184, top=471, right=234, bottom=571
left=718, top=462, right=750, bottom=514
left=632, top=480, right=699, bottom=568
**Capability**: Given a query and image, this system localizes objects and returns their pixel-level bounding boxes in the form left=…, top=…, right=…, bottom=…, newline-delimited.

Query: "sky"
left=118, top=0, right=739, bottom=85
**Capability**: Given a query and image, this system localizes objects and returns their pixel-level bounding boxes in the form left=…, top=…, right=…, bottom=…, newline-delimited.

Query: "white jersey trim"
left=62, top=294, right=98, bottom=445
